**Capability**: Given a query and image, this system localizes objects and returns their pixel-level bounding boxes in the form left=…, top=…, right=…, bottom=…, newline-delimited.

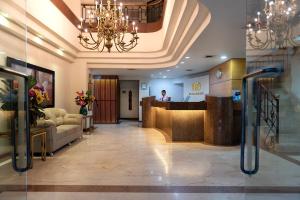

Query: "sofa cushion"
left=43, top=108, right=67, bottom=126
left=44, top=109, right=57, bottom=124
left=56, top=117, right=64, bottom=126
left=56, top=125, right=81, bottom=140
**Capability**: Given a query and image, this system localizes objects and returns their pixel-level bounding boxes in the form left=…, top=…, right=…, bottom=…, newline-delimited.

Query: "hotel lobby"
left=0, top=0, right=300, bottom=199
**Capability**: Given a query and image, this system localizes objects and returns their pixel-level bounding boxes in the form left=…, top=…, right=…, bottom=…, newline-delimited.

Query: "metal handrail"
left=241, top=67, right=282, bottom=175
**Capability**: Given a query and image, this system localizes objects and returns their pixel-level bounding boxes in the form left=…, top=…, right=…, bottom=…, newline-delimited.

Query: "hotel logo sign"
left=192, top=81, right=201, bottom=91
left=189, top=81, right=204, bottom=96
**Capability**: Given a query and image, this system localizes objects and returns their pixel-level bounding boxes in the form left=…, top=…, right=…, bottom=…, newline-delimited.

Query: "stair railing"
left=258, top=82, right=280, bottom=146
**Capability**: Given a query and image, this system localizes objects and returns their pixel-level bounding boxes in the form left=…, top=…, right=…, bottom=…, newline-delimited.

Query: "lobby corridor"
left=1, top=121, right=299, bottom=199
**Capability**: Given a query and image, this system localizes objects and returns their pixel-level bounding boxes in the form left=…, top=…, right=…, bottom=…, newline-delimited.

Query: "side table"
left=82, top=114, right=94, bottom=133
left=30, top=128, right=47, bottom=168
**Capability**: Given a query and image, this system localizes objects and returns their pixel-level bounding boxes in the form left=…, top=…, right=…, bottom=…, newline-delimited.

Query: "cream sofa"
left=36, top=108, right=83, bottom=155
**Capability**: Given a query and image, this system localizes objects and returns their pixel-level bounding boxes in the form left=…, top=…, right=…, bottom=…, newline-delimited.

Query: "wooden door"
left=93, top=76, right=120, bottom=124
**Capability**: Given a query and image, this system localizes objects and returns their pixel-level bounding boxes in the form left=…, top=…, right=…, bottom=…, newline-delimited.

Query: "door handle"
left=11, top=78, right=31, bottom=172
left=240, top=78, right=260, bottom=175
left=240, top=67, right=282, bottom=175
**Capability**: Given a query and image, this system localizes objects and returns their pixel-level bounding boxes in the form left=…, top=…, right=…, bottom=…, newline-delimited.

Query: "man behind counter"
left=159, top=90, right=171, bottom=102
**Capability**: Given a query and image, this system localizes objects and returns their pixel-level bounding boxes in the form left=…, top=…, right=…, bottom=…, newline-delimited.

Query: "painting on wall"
left=6, top=57, right=55, bottom=108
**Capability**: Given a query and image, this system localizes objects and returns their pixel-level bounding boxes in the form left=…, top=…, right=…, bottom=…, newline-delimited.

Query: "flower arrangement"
left=75, top=90, right=95, bottom=115
left=0, top=76, right=48, bottom=126
left=28, top=81, right=49, bottom=126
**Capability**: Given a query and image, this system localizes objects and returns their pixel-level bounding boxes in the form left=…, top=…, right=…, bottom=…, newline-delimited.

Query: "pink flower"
left=29, top=89, right=36, bottom=97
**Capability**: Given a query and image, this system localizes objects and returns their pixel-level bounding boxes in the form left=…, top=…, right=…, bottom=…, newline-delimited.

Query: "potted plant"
left=75, top=90, right=95, bottom=116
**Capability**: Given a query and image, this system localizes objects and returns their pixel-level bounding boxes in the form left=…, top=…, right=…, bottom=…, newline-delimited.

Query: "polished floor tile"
left=0, top=121, right=299, bottom=189
left=1, top=192, right=300, bottom=200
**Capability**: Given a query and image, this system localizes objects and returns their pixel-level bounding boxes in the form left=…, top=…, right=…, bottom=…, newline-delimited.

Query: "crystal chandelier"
left=247, top=0, right=299, bottom=49
left=78, top=0, right=139, bottom=53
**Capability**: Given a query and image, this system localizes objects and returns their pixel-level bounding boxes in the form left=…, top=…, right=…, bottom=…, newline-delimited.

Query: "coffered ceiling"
left=0, top=0, right=247, bottom=79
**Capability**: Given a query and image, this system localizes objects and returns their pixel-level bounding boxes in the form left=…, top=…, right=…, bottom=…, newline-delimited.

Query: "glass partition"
left=245, top=0, right=300, bottom=198
left=0, top=0, right=28, bottom=199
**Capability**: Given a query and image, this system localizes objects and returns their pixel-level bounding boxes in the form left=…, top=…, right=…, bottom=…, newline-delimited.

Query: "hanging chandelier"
left=78, top=0, right=139, bottom=53
left=247, top=0, right=300, bottom=49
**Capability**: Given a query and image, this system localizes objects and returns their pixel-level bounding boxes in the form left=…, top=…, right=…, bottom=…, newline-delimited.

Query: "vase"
left=80, top=106, right=88, bottom=116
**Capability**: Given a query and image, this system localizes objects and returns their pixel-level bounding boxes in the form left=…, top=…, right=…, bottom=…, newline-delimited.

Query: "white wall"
left=149, top=78, right=184, bottom=102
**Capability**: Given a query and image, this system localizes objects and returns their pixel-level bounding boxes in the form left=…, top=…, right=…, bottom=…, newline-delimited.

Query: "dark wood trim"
left=1, top=185, right=300, bottom=193
left=120, top=118, right=139, bottom=121
left=50, top=0, right=80, bottom=27
left=50, top=0, right=166, bottom=33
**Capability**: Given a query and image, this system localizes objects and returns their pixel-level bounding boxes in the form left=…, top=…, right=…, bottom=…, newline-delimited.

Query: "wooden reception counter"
left=142, top=96, right=241, bottom=145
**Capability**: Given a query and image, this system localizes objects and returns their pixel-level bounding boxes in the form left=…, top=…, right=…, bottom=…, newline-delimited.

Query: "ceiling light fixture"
left=185, top=56, right=190, bottom=59
left=220, top=55, right=228, bottom=60
left=247, top=0, right=299, bottom=49
left=181, top=61, right=185, bottom=64
left=78, top=0, right=139, bottom=53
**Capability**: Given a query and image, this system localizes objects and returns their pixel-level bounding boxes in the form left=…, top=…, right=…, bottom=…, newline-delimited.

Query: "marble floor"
left=0, top=121, right=299, bottom=199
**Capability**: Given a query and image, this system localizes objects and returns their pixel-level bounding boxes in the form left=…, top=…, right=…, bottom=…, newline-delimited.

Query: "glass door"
left=0, top=67, right=30, bottom=198
left=243, top=0, right=300, bottom=197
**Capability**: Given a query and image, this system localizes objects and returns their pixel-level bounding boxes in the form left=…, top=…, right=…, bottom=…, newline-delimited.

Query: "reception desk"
left=142, top=96, right=241, bottom=145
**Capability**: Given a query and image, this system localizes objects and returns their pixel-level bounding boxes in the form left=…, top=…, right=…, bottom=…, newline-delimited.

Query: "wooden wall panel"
left=93, top=76, right=119, bottom=124
left=204, top=96, right=241, bottom=146
left=209, top=59, right=246, bottom=97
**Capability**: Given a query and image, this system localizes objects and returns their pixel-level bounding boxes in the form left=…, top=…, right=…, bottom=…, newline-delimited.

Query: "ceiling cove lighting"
left=0, top=15, right=9, bottom=27
left=78, top=0, right=139, bottom=53
left=247, top=0, right=299, bottom=49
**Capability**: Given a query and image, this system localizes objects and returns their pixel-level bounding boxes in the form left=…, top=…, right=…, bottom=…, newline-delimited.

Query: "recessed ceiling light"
left=181, top=61, right=185, bottom=64
left=185, top=56, right=190, bottom=59
left=220, top=55, right=228, bottom=60
left=166, top=69, right=171, bottom=72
